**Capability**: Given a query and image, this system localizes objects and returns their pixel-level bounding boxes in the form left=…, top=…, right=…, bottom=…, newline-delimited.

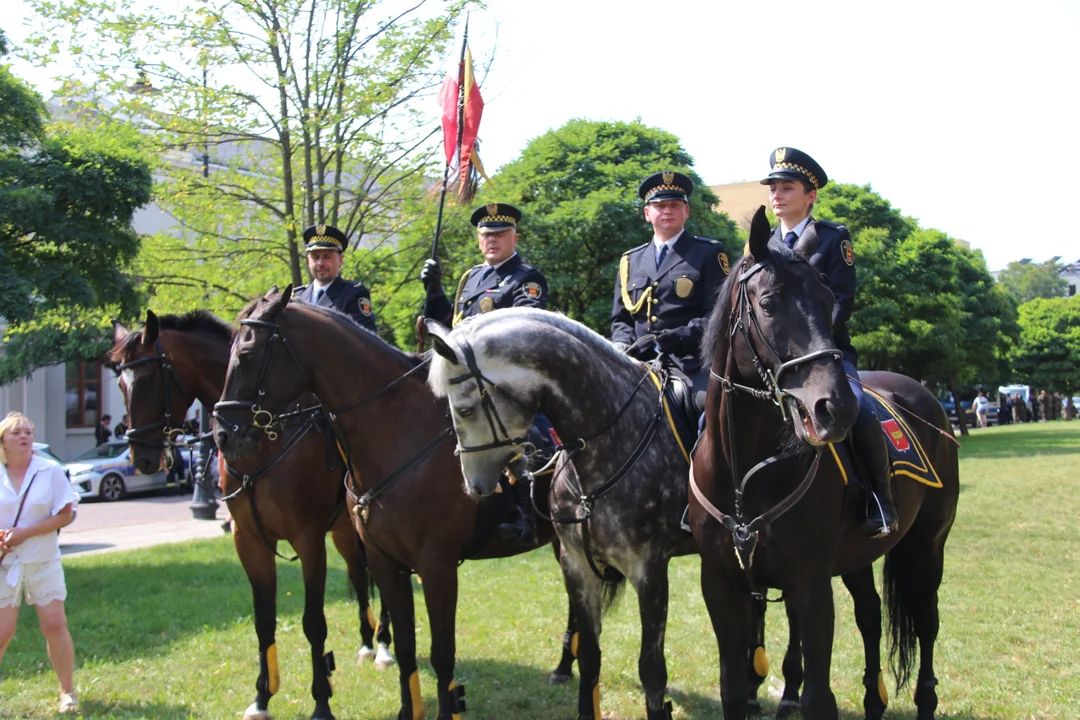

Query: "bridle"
left=116, top=340, right=191, bottom=464
left=445, top=332, right=669, bottom=580
left=692, top=257, right=844, bottom=589
left=213, top=318, right=309, bottom=442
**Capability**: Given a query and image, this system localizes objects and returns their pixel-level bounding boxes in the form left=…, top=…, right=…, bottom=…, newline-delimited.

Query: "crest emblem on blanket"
left=523, top=282, right=542, bottom=299
left=880, top=419, right=910, bottom=452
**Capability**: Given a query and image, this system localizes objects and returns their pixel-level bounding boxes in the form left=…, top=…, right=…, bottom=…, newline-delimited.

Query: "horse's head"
left=110, top=311, right=198, bottom=474
left=215, top=285, right=307, bottom=460
left=426, top=317, right=544, bottom=499
left=704, top=206, right=858, bottom=445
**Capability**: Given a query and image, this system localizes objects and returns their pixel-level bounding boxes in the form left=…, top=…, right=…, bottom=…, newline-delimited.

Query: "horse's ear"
left=141, top=310, right=159, bottom=347
left=748, top=205, right=771, bottom=260
left=794, top=224, right=819, bottom=257
left=424, top=319, right=460, bottom=365
left=263, top=284, right=293, bottom=320
left=263, top=285, right=279, bottom=301
left=113, top=319, right=129, bottom=345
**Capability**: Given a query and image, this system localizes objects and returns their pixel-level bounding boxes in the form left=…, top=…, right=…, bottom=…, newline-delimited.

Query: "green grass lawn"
left=2, top=422, right=1077, bottom=719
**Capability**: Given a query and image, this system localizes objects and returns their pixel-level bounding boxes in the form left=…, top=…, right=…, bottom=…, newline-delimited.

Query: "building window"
left=1069, top=284, right=1076, bottom=297
left=66, top=361, right=103, bottom=428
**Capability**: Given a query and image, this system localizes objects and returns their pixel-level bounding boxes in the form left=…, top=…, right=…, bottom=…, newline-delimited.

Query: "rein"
left=691, top=259, right=844, bottom=597
left=116, top=340, right=191, bottom=464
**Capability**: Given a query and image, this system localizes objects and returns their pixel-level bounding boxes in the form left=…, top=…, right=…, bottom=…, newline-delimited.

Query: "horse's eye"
left=458, top=407, right=474, bottom=418
left=759, top=296, right=779, bottom=315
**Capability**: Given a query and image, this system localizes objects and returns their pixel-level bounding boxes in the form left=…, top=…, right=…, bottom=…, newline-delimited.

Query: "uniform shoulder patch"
left=522, top=281, right=543, bottom=299
left=358, top=296, right=373, bottom=316
left=840, top=238, right=855, bottom=266
left=718, top=252, right=730, bottom=274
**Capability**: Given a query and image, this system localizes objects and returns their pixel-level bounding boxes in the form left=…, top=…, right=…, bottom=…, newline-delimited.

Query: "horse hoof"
left=775, top=699, right=800, bottom=719
left=243, top=702, right=272, bottom=720
left=358, top=646, right=376, bottom=663
left=374, top=643, right=396, bottom=670
left=548, top=671, right=572, bottom=685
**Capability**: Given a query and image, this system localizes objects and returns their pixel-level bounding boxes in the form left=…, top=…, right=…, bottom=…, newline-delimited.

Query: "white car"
left=65, top=440, right=191, bottom=502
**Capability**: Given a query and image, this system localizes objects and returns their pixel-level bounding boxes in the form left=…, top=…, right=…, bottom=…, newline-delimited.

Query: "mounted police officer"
left=420, top=203, right=549, bottom=546
left=761, top=146, right=898, bottom=536
left=611, top=171, right=729, bottom=412
left=420, top=203, right=548, bottom=326
left=293, top=224, right=378, bottom=333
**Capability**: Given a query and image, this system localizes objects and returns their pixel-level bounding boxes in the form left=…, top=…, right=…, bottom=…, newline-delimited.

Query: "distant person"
left=1012, top=393, right=1027, bottom=423
left=94, top=414, right=112, bottom=446
left=972, top=391, right=989, bottom=429
left=0, top=412, right=81, bottom=714
left=113, top=414, right=129, bottom=439
left=1000, top=394, right=1013, bottom=425
left=1038, top=390, right=1050, bottom=422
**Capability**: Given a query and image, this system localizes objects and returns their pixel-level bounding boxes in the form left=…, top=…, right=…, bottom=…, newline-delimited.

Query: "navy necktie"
left=783, top=231, right=798, bottom=248
left=314, top=287, right=325, bottom=303
left=655, top=243, right=668, bottom=270
left=481, top=266, right=495, bottom=281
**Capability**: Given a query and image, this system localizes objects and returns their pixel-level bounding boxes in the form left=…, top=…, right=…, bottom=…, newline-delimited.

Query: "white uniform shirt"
left=0, top=455, right=79, bottom=571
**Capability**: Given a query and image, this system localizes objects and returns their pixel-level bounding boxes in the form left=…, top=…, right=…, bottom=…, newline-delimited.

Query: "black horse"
left=691, top=207, right=959, bottom=720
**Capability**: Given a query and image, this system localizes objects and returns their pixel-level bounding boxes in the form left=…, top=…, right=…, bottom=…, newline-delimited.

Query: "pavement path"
left=60, top=493, right=229, bottom=557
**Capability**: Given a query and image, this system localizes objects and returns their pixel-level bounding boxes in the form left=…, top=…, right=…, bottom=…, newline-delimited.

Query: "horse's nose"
left=813, top=397, right=842, bottom=434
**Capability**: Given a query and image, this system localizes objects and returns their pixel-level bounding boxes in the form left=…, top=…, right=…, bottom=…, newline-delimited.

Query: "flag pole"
left=431, top=15, right=470, bottom=261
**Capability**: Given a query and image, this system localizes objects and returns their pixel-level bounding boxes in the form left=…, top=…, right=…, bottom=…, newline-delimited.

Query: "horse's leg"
left=701, top=563, right=751, bottom=720
left=330, top=517, right=394, bottom=668
left=634, top=560, right=673, bottom=719
left=296, top=533, right=335, bottom=720
left=745, top=596, right=768, bottom=715
left=560, top=556, right=604, bottom=720
left=792, top=575, right=838, bottom=720
left=367, top=550, right=421, bottom=720
left=234, top=529, right=279, bottom=720
left=418, top=560, right=464, bottom=720
left=841, top=568, right=886, bottom=720
left=776, top=597, right=803, bottom=718
left=549, top=537, right=579, bottom=685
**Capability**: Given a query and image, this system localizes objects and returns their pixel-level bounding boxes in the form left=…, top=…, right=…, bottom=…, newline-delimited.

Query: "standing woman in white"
left=0, top=412, right=80, bottom=714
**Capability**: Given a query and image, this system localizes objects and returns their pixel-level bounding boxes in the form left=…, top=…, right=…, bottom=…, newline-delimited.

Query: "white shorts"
left=0, top=559, right=68, bottom=608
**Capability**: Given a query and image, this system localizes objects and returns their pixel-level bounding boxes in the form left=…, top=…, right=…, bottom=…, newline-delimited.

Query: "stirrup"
left=679, top=505, right=692, bottom=533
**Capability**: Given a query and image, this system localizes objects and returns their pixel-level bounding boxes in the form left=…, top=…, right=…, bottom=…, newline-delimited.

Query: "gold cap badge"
left=774, top=148, right=787, bottom=164
left=487, top=203, right=499, bottom=216
left=316, top=224, right=326, bottom=235
left=662, top=171, right=675, bottom=185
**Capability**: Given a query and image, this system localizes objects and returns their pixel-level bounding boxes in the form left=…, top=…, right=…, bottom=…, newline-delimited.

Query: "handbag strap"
left=0, top=469, right=40, bottom=567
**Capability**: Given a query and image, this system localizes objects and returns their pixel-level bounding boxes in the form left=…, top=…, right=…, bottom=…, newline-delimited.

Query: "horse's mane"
left=239, top=295, right=427, bottom=370
left=428, top=308, right=630, bottom=396
left=699, top=240, right=814, bottom=370
left=109, top=310, right=234, bottom=363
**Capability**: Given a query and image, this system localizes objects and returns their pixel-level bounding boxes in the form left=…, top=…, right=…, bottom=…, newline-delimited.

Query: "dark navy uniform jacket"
left=611, top=230, right=729, bottom=374
left=771, top=217, right=857, bottom=365
left=424, top=253, right=548, bottom=327
left=294, top=275, right=378, bottom=333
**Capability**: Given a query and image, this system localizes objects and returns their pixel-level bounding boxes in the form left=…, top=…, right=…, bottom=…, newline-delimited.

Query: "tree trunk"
left=949, top=385, right=968, bottom=436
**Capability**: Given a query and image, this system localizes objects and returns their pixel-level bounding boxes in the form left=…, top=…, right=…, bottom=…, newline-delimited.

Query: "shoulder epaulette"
left=295, top=284, right=309, bottom=293
left=623, top=242, right=650, bottom=257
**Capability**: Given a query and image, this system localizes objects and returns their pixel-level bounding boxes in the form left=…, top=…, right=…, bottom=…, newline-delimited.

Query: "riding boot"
left=850, top=407, right=898, bottom=537
left=497, top=476, right=537, bottom=546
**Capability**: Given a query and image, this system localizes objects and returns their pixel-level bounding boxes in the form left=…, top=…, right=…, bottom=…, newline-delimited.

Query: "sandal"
left=58, top=692, right=79, bottom=714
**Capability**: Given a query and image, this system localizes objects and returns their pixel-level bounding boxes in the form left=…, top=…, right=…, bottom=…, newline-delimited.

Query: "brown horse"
left=691, top=207, right=959, bottom=720
left=214, top=288, right=578, bottom=720
left=110, top=310, right=393, bottom=720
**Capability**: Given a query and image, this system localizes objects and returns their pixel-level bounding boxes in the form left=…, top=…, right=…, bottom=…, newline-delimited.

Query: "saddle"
left=831, top=388, right=943, bottom=490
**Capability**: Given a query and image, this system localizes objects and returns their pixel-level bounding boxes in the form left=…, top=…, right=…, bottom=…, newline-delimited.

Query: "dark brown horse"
left=691, top=207, right=959, bottom=720
left=214, top=288, right=577, bottom=720
left=110, top=310, right=393, bottom=720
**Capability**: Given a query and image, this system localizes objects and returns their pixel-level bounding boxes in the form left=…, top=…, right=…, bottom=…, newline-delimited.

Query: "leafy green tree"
left=1008, top=296, right=1080, bottom=398
left=24, top=0, right=468, bottom=325
left=469, top=118, right=738, bottom=332
left=996, top=259, right=1067, bottom=305
left=0, top=32, right=152, bottom=382
left=814, top=182, right=917, bottom=243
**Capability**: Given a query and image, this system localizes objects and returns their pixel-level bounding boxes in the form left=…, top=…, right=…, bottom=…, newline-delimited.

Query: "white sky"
left=6, top=0, right=1078, bottom=270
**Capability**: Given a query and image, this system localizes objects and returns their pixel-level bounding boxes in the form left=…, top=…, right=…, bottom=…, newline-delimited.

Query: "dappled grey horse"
left=427, top=309, right=696, bottom=720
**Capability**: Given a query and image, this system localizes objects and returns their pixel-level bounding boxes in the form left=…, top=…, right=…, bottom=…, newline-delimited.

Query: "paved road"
left=60, top=492, right=228, bottom=557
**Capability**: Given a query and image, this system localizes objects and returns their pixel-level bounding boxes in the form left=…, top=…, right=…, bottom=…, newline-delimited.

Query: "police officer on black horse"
left=420, top=202, right=549, bottom=546
left=611, top=171, right=729, bottom=416
left=294, top=224, right=378, bottom=333
left=761, top=146, right=898, bottom=536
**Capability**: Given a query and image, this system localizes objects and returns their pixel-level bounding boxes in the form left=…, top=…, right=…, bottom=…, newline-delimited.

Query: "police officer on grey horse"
left=611, top=171, right=729, bottom=413
left=420, top=202, right=549, bottom=545
left=761, top=146, right=897, bottom=536
left=294, top=224, right=378, bottom=333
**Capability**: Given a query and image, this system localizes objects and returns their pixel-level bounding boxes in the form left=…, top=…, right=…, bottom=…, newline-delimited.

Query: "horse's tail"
left=883, top=539, right=917, bottom=690
left=600, top=570, right=627, bottom=613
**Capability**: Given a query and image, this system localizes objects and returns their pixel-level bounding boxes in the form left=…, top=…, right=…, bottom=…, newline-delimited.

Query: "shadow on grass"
left=65, top=699, right=196, bottom=720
